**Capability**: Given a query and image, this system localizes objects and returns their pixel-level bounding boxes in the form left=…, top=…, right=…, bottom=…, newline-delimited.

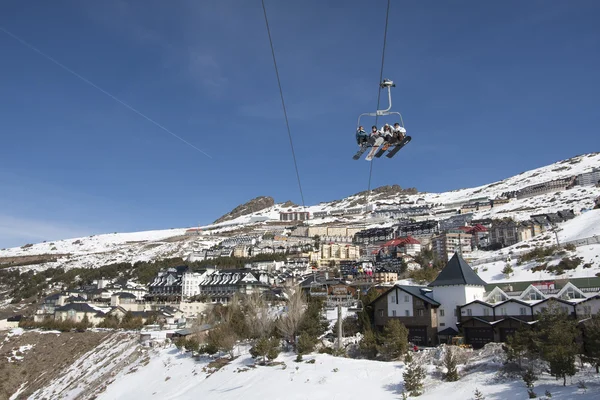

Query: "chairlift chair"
left=353, top=79, right=411, bottom=160
left=356, top=79, right=405, bottom=132
left=348, top=299, right=364, bottom=312
left=309, top=282, right=328, bottom=298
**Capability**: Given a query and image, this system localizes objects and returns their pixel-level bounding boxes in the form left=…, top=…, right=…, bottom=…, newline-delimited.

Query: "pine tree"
left=357, top=287, right=380, bottom=333
left=378, top=319, right=409, bottom=360
left=522, top=366, right=537, bottom=389
left=296, top=332, right=316, bottom=355
left=582, top=315, right=600, bottom=373
left=506, top=326, right=540, bottom=368
left=266, top=337, right=281, bottom=361
left=403, top=353, right=426, bottom=396
left=443, top=347, right=459, bottom=381
left=359, top=329, right=378, bottom=360
left=250, top=336, right=271, bottom=364
left=537, top=302, right=580, bottom=386
left=473, top=388, right=485, bottom=400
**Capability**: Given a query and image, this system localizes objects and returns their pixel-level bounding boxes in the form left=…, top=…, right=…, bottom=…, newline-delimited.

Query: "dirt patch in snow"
left=0, top=330, right=111, bottom=399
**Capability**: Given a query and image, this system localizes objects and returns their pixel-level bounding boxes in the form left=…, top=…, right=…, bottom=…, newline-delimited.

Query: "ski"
left=365, top=137, right=384, bottom=161
left=385, top=136, right=412, bottom=158
left=352, top=143, right=370, bottom=160
left=374, top=142, right=391, bottom=158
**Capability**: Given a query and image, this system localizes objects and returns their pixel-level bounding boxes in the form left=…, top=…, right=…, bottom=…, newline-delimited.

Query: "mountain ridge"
left=0, top=152, right=598, bottom=277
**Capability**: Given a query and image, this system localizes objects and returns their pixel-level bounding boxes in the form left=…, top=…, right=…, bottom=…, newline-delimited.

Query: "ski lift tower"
left=326, top=285, right=363, bottom=351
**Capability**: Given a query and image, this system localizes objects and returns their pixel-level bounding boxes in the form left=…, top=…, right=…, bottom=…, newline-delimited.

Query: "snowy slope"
left=34, top=341, right=600, bottom=400
left=559, top=209, right=600, bottom=241
left=0, top=228, right=220, bottom=272
left=473, top=209, right=600, bottom=284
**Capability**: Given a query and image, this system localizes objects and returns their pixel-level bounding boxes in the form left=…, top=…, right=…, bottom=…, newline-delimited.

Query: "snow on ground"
left=471, top=209, right=600, bottom=284
left=7, top=327, right=24, bottom=337
left=476, top=242, right=600, bottom=285
left=559, top=209, right=600, bottom=242
left=0, top=227, right=219, bottom=273
left=29, top=332, right=141, bottom=400
left=92, top=343, right=600, bottom=400
left=1, top=228, right=188, bottom=257
left=6, top=343, right=34, bottom=362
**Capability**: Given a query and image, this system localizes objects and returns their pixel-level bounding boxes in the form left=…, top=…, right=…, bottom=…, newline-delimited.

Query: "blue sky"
left=1, top=0, right=599, bottom=248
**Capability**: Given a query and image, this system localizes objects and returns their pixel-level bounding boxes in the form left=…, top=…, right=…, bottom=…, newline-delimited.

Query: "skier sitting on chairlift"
left=356, top=125, right=368, bottom=145
left=382, top=124, right=393, bottom=143
left=357, top=125, right=380, bottom=146
left=392, top=123, right=406, bottom=142
left=369, top=125, right=380, bottom=140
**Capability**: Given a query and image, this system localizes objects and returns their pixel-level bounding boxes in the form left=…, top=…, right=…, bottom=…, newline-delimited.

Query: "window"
left=405, top=310, right=410, bottom=317
left=500, top=307, right=507, bottom=316
left=483, top=308, right=490, bottom=316
left=417, top=309, right=424, bottom=317
left=583, top=305, right=592, bottom=316
left=440, top=309, right=445, bottom=317
left=439, top=323, right=445, bottom=327
left=392, top=310, right=397, bottom=317
left=378, top=309, right=384, bottom=317
left=519, top=307, right=527, bottom=315
left=405, top=295, right=410, bottom=302
left=390, top=295, right=395, bottom=303
left=467, top=309, right=472, bottom=316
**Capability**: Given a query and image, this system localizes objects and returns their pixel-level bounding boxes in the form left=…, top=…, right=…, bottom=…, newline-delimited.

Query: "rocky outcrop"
left=214, top=196, right=275, bottom=224
left=354, top=184, right=418, bottom=199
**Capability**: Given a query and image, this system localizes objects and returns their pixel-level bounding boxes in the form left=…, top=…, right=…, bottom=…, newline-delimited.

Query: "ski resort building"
left=147, top=266, right=189, bottom=301
left=279, top=211, right=310, bottom=221
left=353, top=227, right=395, bottom=245
left=395, top=220, right=439, bottom=238
left=430, top=231, right=473, bottom=262
left=576, top=168, right=600, bottom=186
left=197, top=269, right=269, bottom=303
left=370, top=253, right=486, bottom=345
left=488, top=219, right=545, bottom=247
left=460, top=201, right=492, bottom=214
left=516, top=177, right=577, bottom=199
left=372, top=285, right=440, bottom=346
left=456, top=281, right=600, bottom=348
left=439, top=213, right=474, bottom=232
left=181, top=269, right=215, bottom=299
left=427, top=253, right=487, bottom=337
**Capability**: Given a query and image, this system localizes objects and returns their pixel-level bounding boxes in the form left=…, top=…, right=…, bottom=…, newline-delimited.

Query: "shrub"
left=296, top=332, right=316, bottom=355
left=564, top=243, right=576, bottom=251
left=520, top=246, right=558, bottom=263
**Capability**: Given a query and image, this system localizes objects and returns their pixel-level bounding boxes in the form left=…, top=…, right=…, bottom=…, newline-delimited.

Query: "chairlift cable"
left=261, top=0, right=306, bottom=208
left=364, top=0, right=392, bottom=208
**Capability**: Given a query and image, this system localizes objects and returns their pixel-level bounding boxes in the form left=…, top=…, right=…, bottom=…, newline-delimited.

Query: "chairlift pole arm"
left=376, top=85, right=393, bottom=115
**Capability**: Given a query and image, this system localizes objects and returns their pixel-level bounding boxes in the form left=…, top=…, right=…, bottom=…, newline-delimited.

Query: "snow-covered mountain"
left=1, top=152, right=599, bottom=276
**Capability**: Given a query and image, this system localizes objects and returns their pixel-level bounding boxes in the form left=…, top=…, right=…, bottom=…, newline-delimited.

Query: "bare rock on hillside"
left=214, top=196, right=275, bottom=224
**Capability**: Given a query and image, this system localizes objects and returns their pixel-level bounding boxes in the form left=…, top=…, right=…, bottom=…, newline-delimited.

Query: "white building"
left=181, top=269, right=215, bottom=298
left=428, top=252, right=487, bottom=335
